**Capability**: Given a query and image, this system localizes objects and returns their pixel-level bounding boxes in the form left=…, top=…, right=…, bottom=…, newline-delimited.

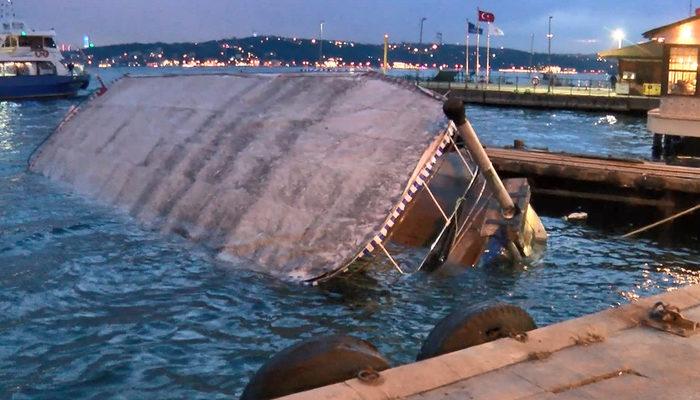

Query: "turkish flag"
left=478, top=10, right=495, bottom=23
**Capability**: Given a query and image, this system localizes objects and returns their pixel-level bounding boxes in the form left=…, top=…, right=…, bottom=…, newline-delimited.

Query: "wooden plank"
left=486, top=148, right=700, bottom=194
left=487, top=148, right=700, bottom=177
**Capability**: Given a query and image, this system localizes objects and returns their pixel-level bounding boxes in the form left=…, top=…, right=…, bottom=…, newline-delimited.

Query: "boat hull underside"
left=0, top=75, right=90, bottom=99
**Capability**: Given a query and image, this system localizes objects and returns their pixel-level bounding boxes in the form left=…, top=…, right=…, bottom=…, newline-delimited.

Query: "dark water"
left=1, top=69, right=699, bottom=399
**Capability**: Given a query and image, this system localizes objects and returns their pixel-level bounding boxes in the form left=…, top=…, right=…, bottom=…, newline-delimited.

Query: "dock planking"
left=486, top=147, right=700, bottom=210
left=280, top=284, right=700, bottom=400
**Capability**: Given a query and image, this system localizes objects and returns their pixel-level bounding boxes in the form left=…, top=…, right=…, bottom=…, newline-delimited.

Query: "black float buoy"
left=241, top=334, right=390, bottom=400
left=417, top=302, right=536, bottom=361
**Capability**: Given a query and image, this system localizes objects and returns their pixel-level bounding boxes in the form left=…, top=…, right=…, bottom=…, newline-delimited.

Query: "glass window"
left=0, top=62, right=17, bottom=76
left=43, top=37, right=56, bottom=48
left=18, top=36, right=44, bottom=49
left=3, top=36, right=17, bottom=48
left=15, top=62, right=32, bottom=76
left=36, top=61, right=56, bottom=75
left=668, top=47, right=698, bottom=95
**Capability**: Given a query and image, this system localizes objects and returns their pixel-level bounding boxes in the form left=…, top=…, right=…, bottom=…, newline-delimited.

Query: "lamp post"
left=529, top=33, right=534, bottom=77
left=612, top=29, right=625, bottom=49
left=318, top=21, right=325, bottom=66
left=417, top=17, right=427, bottom=80
left=383, top=34, right=389, bottom=74
left=547, top=16, right=553, bottom=93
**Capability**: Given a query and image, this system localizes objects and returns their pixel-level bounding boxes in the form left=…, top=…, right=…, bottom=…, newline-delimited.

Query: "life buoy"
left=531, top=76, right=540, bottom=86
left=34, top=49, right=49, bottom=58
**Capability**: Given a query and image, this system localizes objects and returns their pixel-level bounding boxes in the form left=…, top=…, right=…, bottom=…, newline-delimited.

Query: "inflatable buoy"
left=241, top=335, right=390, bottom=400
left=417, top=302, right=536, bottom=360
left=531, top=76, right=540, bottom=87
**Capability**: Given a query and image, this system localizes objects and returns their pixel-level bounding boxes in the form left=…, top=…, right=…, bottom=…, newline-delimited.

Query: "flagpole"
left=486, top=22, right=491, bottom=88
left=476, top=9, right=480, bottom=80
left=465, top=19, right=470, bottom=85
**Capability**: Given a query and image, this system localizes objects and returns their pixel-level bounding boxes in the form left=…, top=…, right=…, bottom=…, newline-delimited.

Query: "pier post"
left=652, top=134, right=663, bottom=160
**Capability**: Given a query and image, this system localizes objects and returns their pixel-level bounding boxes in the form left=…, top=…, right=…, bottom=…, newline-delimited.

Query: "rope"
left=456, top=179, right=488, bottom=236
left=621, top=203, right=700, bottom=238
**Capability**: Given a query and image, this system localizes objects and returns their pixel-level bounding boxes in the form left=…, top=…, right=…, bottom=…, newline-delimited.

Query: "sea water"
left=1, top=68, right=698, bottom=399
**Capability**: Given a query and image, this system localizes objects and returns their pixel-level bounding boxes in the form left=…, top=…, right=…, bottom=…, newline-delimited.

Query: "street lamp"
left=546, top=16, right=553, bottom=67
left=319, top=21, right=325, bottom=65
left=547, top=16, right=553, bottom=93
left=612, top=29, right=625, bottom=49
left=417, top=17, right=427, bottom=79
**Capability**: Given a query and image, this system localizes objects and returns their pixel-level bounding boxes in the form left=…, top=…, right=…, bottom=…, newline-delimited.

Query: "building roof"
left=597, top=41, right=663, bottom=60
left=643, top=14, right=700, bottom=38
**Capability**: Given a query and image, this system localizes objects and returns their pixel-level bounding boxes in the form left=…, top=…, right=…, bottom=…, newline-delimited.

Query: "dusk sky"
left=15, top=0, right=696, bottom=53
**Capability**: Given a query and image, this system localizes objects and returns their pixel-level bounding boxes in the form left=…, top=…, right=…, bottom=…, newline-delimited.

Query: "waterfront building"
left=598, top=41, right=663, bottom=96
left=643, top=11, right=700, bottom=160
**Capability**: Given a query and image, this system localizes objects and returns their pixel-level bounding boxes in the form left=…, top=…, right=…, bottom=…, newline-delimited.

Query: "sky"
left=12, top=0, right=696, bottom=54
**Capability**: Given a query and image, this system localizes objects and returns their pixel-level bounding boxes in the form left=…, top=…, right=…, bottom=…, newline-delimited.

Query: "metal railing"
left=419, top=74, right=628, bottom=97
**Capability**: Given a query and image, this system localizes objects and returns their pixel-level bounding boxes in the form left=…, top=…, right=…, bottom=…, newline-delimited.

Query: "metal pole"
left=319, top=21, right=324, bottom=66
left=486, top=22, right=491, bottom=89
left=382, top=34, right=389, bottom=74
left=442, top=99, right=516, bottom=219
left=418, top=17, right=428, bottom=71
left=547, top=16, right=553, bottom=93
left=418, top=17, right=426, bottom=79
left=476, top=13, right=480, bottom=84
left=465, top=19, right=470, bottom=86
left=547, top=16, right=552, bottom=65
left=529, top=33, right=534, bottom=77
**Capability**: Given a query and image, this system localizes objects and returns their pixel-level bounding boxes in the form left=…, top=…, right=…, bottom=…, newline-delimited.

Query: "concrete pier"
left=420, top=83, right=659, bottom=114
left=281, top=284, right=700, bottom=399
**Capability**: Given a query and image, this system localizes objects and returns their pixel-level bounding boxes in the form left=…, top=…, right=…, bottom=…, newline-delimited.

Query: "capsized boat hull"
left=0, top=74, right=90, bottom=100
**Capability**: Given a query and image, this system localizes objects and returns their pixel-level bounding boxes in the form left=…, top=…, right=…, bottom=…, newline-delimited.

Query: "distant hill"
left=77, top=35, right=613, bottom=72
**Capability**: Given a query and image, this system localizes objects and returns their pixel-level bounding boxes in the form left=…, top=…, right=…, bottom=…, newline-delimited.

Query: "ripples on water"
left=469, top=106, right=652, bottom=159
left=0, top=68, right=698, bottom=398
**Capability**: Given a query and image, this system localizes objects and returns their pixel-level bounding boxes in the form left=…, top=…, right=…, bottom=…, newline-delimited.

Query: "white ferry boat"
left=0, top=2, right=89, bottom=99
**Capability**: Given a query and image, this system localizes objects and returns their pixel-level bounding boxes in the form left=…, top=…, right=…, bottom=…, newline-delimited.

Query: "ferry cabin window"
left=667, top=47, right=698, bottom=96
left=36, top=61, right=56, bottom=75
left=0, top=62, right=17, bottom=76
left=0, top=62, right=41, bottom=77
left=3, top=36, right=18, bottom=48
left=18, top=36, right=45, bottom=49
left=14, top=62, right=33, bottom=76
left=44, top=37, right=56, bottom=48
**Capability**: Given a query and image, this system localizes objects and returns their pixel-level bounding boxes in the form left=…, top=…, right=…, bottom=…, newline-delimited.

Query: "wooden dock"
left=486, top=148, right=700, bottom=210
left=420, top=83, right=659, bottom=114
left=280, top=284, right=700, bottom=400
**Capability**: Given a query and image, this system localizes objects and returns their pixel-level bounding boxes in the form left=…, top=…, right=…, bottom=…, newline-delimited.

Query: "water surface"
left=0, top=68, right=698, bottom=399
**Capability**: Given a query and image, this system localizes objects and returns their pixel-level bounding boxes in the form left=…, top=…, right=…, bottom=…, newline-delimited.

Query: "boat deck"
left=281, top=285, right=700, bottom=400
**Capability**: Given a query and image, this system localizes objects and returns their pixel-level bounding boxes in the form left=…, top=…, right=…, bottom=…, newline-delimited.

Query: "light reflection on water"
left=0, top=68, right=698, bottom=398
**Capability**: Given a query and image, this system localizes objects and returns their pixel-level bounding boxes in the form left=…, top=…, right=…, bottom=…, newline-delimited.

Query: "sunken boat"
left=29, top=72, right=546, bottom=283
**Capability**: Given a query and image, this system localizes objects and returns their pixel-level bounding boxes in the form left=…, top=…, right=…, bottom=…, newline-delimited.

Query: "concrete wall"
left=455, top=89, right=659, bottom=113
